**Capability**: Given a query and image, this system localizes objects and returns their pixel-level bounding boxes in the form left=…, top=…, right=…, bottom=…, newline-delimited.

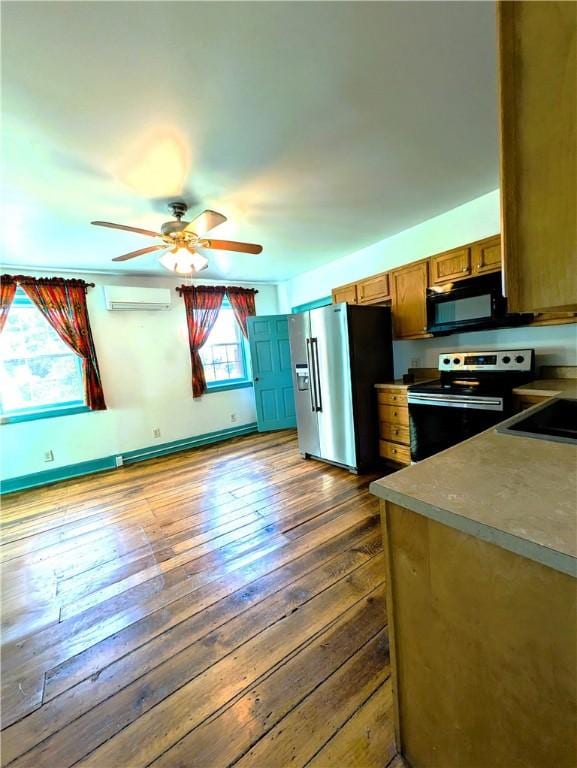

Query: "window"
left=0, top=288, right=86, bottom=421
left=200, top=301, right=250, bottom=389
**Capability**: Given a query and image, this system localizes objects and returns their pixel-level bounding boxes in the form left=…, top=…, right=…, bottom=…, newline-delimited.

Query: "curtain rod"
left=1, top=275, right=95, bottom=289
left=175, top=285, right=259, bottom=296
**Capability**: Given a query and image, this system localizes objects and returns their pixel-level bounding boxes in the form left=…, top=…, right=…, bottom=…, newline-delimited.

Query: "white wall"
left=1, top=271, right=279, bottom=480
left=278, top=188, right=577, bottom=377
left=279, top=189, right=501, bottom=310
left=394, top=323, right=577, bottom=377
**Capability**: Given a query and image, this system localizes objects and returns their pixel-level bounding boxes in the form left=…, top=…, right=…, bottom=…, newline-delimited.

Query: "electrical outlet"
left=230, top=413, right=237, bottom=423
left=44, top=450, right=54, bottom=463
left=153, top=428, right=161, bottom=438
left=115, top=456, right=124, bottom=467
left=410, top=358, right=420, bottom=369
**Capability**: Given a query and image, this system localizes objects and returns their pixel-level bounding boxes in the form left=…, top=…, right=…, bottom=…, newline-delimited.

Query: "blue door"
left=247, top=315, right=296, bottom=432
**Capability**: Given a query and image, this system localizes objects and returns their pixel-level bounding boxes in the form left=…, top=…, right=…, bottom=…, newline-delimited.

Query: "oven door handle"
left=408, top=393, right=504, bottom=411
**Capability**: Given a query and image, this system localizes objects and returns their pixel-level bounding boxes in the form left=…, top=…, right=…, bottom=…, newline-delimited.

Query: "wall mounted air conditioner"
left=103, top=286, right=172, bottom=311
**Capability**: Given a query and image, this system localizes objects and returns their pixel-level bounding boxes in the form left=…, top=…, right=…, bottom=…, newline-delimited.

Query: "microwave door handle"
left=312, top=338, right=322, bottom=412
left=306, top=338, right=317, bottom=412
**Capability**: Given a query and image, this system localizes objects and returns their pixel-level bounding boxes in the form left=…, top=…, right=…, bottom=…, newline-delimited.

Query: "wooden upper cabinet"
left=391, top=260, right=429, bottom=339
left=430, top=236, right=502, bottom=284
left=357, top=272, right=390, bottom=304
left=472, top=235, right=502, bottom=275
left=499, top=1, right=577, bottom=312
left=430, top=247, right=471, bottom=284
left=332, top=283, right=358, bottom=304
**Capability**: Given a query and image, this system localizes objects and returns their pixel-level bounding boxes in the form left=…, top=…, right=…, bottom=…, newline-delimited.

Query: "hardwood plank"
left=65, top=561, right=383, bottom=767
left=1, top=431, right=392, bottom=768
left=225, top=629, right=389, bottom=768
left=3, top=542, right=381, bottom=765
left=306, top=680, right=396, bottom=768
left=7, top=562, right=383, bottom=768
left=151, top=600, right=388, bottom=768
left=43, top=531, right=381, bottom=702
left=2, top=514, right=378, bottom=726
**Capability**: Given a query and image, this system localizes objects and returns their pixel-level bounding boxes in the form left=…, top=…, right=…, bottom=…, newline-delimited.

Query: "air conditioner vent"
left=103, top=286, right=172, bottom=311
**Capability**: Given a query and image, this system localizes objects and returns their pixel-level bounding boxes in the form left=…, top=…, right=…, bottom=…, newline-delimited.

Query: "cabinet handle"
left=477, top=263, right=482, bottom=269
left=394, top=429, right=399, bottom=435
left=462, top=268, right=467, bottom=272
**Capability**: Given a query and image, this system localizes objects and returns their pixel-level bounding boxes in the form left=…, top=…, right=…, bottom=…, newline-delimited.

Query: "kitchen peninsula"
left=370, top=397, right=577, bottom=768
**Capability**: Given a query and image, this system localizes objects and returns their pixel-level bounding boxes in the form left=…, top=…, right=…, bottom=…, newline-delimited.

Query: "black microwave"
left=426, top=272, right=531, bottom=335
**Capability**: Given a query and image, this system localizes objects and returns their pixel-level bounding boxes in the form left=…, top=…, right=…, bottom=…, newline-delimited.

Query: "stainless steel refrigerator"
left=288, top=303, right=393, bottom=473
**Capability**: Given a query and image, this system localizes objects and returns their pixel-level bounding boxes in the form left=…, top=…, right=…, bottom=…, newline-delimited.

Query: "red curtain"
left=180, top=286, right=226, bottom=398
left=0, top=276, right=17, bottom=333
left=226, top=287, right=257, bottom=338
left=20, top=278, right=107, bottom=410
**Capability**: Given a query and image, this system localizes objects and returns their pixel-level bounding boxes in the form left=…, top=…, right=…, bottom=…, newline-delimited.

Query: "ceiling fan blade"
left=184, top=209, right=227, bottom=235
left=201, top=238, right=262, bottom=254
left=92, top=221, right=162, bottom=238
left=112, top=244, right=168, bottom=262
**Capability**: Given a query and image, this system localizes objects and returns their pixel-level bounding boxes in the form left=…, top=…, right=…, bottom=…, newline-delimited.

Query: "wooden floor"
left=0, top=430, right=396, bottom=767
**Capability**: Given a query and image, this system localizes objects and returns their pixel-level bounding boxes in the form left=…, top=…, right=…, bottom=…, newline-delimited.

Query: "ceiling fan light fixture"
left=159, top=247, right=208, bottom=274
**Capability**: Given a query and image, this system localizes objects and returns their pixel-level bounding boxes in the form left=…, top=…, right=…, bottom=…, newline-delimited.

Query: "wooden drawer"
left=379, top=440, right=411, bottom=465
left=358, top=272, right=390, bottom=304
left=377, top=390, right=407, bottom=407
left=378, top=404, right=409, bottom=426
left=379, top=422, right=410, bottom=446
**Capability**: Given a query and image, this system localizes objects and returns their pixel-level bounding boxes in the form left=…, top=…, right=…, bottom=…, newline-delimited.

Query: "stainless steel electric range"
left=407, top=349, right=535, bottom=462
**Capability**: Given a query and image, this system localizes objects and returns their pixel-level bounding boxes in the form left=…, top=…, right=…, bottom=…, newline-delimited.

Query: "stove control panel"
left=438, top=350, right=534, bottom=373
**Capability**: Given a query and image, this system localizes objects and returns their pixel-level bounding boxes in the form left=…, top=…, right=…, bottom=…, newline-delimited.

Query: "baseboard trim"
left=1, top=422, right=259, bottom=495
left=120, top=422, right=258, bottom=465
left=1, top=456, right=117, bottom=495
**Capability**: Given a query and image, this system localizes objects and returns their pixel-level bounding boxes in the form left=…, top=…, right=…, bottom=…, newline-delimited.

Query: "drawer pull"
left=394, top=429, right=399, bottom=435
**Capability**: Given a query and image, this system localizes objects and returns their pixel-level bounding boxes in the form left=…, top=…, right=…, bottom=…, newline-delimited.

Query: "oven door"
left=408, top=392, right=507, bottom=462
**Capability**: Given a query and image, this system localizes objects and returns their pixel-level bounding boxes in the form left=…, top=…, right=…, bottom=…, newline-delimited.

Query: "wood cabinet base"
left=380, top=501, right=577, bottom=768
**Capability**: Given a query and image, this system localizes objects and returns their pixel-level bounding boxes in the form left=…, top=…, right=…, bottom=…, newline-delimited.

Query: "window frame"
left=0, top=288, right=90, bottom=424
left=201, top=300, right=253, bottom=394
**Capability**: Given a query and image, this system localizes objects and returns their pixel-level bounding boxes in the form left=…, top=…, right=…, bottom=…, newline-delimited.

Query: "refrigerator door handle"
left=306, top=338, right=317, bottom=412
left=312, top=337, right=323, bottom=412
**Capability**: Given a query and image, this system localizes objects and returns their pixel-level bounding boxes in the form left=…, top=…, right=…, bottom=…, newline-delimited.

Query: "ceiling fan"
left=91, top=202, right=262, bottom=274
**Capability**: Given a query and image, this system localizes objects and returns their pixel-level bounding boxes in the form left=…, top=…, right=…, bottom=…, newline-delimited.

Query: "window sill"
left=205, top=380, right=253, bottom=394
left=1, top=404, right=91, bottom=425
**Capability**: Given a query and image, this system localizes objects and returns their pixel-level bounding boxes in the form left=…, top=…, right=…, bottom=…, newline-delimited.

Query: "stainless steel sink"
left=498, top=398, right=577, bottom=445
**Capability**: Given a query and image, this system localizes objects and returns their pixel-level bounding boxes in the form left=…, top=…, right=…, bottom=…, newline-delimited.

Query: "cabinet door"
left=357, top=272, right=390, bottom=304
left=391, top=261, right=429, bottom=338
left=430, top=247, right=471, bottom=284
left=499, top=2, right=577, bottom=312
left=472, top=235, right=502, bottom=275
left=332, top=284, right=357, bottom=304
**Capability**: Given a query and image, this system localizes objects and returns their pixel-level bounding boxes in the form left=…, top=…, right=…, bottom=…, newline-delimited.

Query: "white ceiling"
left=1, top=1, right=498, bottom=282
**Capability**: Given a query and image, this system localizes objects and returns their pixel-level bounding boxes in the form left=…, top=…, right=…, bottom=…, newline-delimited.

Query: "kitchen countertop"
left=513, top=378, right=577, bottom=398
left=370, top=384, right=577, bottom=578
